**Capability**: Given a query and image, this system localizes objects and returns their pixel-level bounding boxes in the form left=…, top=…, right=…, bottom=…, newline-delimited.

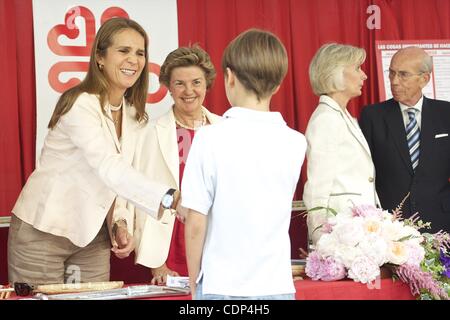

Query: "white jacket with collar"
left=129, top=106, right=221, bottom=268
left=12, top=93, right=169, bottom=247
left=303, top=95, right=379, bottom=244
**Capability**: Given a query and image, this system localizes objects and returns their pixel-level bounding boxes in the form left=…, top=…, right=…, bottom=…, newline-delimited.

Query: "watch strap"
left=166, top=188, right=176, bottom=196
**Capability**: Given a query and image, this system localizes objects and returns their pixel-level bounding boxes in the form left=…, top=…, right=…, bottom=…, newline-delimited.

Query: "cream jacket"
left=303, top=95, right=379, bottom=244
left=12, top=93, right=169, bottom=247
left=128, top=107, right=221, bottom=268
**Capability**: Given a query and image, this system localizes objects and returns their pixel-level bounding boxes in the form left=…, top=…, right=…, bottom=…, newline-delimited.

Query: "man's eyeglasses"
left=386, top=69, right=424, bottom=81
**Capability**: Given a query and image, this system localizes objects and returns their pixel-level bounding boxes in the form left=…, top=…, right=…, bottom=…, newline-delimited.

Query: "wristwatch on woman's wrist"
left=161, top=188, right=177, bottom=209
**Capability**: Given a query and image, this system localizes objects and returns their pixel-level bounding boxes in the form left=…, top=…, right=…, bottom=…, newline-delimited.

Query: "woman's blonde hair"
left=221, top=28, right=288, bottom=101
left=309, top=43, right=366, bottom=96
left=159, top=45, right=216, bottom=89
left=48, top=17, right=149, bottom=129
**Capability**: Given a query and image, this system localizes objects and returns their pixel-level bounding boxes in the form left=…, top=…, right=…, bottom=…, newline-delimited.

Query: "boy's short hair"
left=221, top=28, right=288, bottom=101
left=309, top=43, right=366, bottom=96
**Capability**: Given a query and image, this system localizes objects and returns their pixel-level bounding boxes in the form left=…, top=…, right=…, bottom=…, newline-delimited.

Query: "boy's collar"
left=223, top=107, right=286, bottom=125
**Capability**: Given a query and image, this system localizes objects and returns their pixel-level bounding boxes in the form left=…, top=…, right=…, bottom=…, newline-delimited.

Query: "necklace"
left=175, top=109, right=207, bottom=130
left=109, top=100, right=123, bottom=112
left=109, top=100, right=123, bottom=125
left=112, top=112, right=122, bottom=125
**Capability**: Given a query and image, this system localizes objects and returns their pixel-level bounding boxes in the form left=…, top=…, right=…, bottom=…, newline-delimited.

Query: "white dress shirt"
left=399, top=95, right=423, bottom=129
left=182, top=106, right=306, bottom=296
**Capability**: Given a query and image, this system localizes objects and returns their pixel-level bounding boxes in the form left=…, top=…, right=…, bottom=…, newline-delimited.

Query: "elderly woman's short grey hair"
left=309, top=43, right=366, bottom=96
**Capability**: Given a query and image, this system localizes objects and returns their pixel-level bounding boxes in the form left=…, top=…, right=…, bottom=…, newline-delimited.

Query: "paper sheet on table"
left=166, top=275, right=190, bottom=289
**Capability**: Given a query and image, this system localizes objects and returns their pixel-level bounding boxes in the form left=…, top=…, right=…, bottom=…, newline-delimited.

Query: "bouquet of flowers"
left=304, top=200, right=450, bottom=300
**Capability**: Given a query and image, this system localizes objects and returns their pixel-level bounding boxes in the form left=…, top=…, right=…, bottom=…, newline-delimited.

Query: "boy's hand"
left=175, top=202, right=188, bottom=224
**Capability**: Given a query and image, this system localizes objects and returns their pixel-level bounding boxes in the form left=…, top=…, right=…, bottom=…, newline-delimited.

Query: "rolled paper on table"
left=36, top=281, right=124, bottom=294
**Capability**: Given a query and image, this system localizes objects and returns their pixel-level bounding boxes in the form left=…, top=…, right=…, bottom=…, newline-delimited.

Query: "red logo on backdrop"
left=47, top=6, right=167, bottom=103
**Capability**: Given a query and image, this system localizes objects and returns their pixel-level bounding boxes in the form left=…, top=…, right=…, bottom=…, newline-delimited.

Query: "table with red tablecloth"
left=146, top=278, right=415, bottom=300
left=5, top=278, right=415, bottom=300
left=295, top=278, right=415, bottom=300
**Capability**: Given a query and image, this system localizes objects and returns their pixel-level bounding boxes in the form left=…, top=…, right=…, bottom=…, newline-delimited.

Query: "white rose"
left=334, top=218, right=365, bottom=247
left=334, top=245, right=363, bottom=268
left=387, top=241, right=409, bottom=265
left=363, top=218, right=382, bottom=236
left=381, top=220, right=405, bottom=242
left=316, top=233, right=339, bottom=257
left=358, top=235, right=388, bottom=266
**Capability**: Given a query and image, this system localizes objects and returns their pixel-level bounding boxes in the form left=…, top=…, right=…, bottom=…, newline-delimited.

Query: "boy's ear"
left=225, top=68, right=235, bottom=87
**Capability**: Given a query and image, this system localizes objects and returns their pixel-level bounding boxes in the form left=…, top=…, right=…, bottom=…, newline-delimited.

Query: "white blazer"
left=12, top=93, right=169, bottom=247
left=128, top=106, right=221, bottom=268
left=303, top=95, right=379, bottom=244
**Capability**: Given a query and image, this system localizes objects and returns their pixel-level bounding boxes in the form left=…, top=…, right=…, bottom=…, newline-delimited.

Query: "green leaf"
left=396, top=234, right=420, bottom=242
left=306, top=206, right=338, bottom=216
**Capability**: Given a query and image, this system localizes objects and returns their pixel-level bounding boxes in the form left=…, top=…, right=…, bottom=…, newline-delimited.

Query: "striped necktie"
left=406, top=109, right=420, bottom=170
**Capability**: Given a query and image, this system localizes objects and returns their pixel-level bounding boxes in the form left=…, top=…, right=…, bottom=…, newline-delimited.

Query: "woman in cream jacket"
left=303, top=43, right=379, bottom=245
left=118, top=46, right=221, bottom=285
left=8, top=18, right=176, bottom=286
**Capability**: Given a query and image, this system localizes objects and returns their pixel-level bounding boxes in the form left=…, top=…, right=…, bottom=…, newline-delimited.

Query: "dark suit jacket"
left=360, top=97, right=450, bottom=232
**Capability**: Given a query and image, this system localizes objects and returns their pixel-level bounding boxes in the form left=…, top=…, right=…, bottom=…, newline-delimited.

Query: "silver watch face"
left=162, top=193, right=173, bottom=209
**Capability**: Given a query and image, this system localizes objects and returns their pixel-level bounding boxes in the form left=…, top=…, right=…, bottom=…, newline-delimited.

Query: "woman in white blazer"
left=116, top=46, right=221, bottom=285
left=303, top=43, right=379, bottom=245
left=8, top=18, right=178, bottom=286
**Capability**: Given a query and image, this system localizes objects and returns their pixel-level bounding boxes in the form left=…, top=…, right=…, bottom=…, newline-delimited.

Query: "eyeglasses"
left=14, top=282, right=35, bottom=296
left=386, top=69, right=424, bottom=81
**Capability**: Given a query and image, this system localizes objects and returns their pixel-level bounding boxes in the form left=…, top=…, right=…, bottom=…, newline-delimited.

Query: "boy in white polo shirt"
left=181, top=29, right=306, bottom=300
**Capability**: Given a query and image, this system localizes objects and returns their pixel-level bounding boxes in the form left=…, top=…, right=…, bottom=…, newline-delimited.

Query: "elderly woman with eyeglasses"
left=303, top=43, right=380, bottom=245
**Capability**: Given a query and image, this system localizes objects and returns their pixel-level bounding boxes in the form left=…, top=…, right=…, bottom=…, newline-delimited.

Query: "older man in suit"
left=360, top=47, right=450, bottom=232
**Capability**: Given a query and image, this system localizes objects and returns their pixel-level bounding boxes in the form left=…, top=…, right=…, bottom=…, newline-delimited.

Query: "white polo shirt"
left=181, top=106, right=306, bottom=297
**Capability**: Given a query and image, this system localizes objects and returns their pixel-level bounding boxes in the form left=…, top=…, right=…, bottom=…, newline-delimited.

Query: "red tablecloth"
left=295, top=278, right=415, bottom=300
left=137, top=278, right=415, bottom=300
left=5, top=279, right=415, bottom=300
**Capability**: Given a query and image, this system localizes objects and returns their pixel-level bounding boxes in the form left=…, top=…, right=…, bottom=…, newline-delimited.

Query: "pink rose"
left=352, top=204, right=383, bottom=219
